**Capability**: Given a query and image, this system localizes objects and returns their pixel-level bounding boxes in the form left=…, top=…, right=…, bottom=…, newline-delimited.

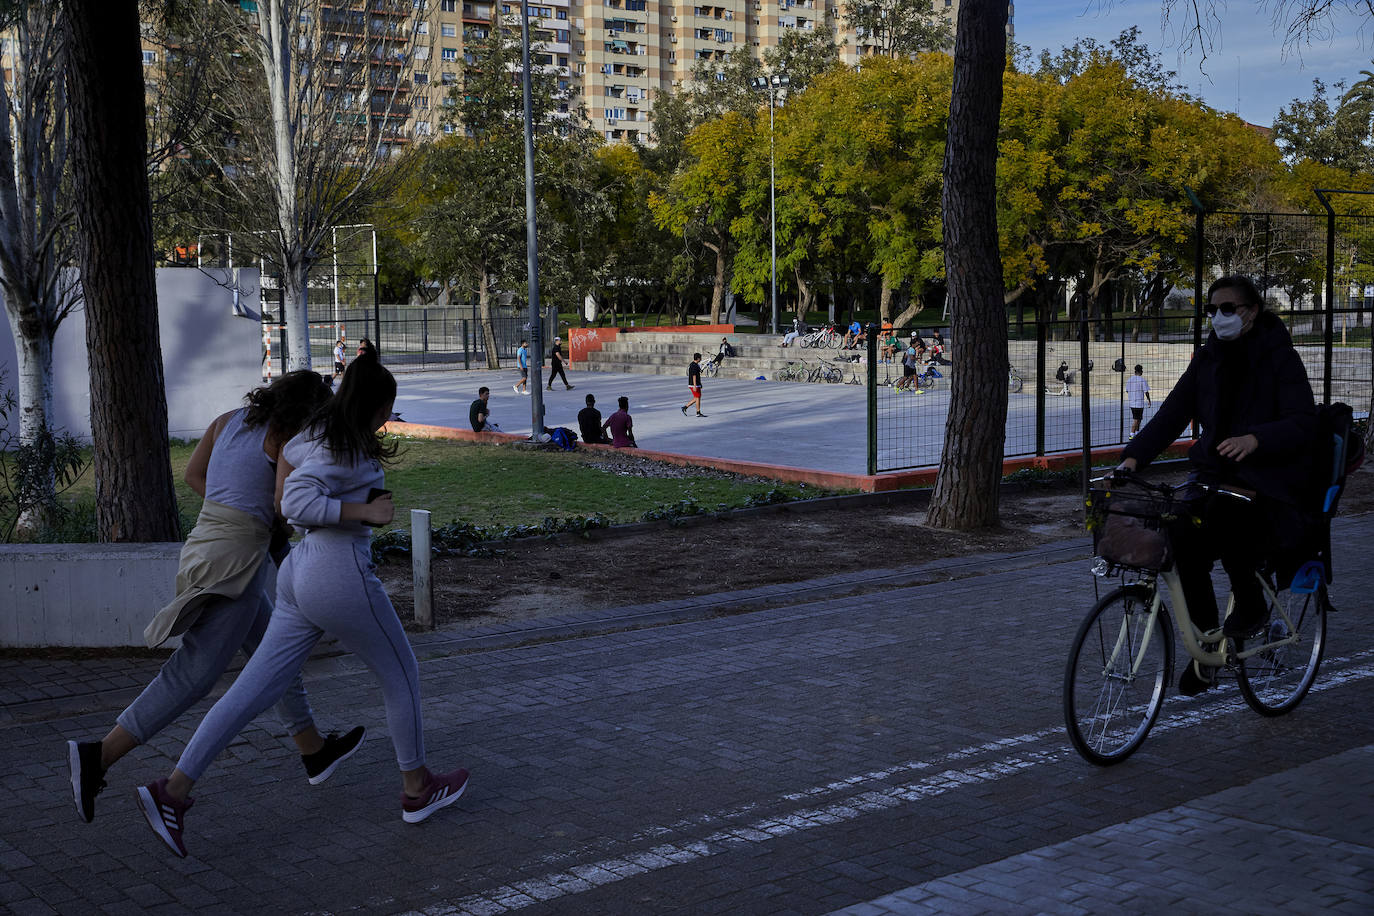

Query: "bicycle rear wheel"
left=1064, top=585, right=1172, bottom=766
left=1236, top=584, right=1327, bottom=716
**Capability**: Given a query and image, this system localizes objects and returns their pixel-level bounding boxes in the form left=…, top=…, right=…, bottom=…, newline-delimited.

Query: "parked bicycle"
left=1008, top=364, right=1024, bottom=394
left=798, top=324, right=841, bottom=349
left=1063, top=471, right=1342, bottom=766
left=772, top=361, right=806, bottom=382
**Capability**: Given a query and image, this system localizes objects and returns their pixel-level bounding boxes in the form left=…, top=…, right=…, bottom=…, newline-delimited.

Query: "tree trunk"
left=281, top=257, right=312, bottom=371
left=61, top=0, right=180, bottom=543
left=478, top=267, right=500, bottom=369
left=879, top=274, right=894, bottom=323
left=709, top=240, right=727, bottom=325
left=795, top=268, right=813, bottom=320
left=4, top=302, right=56, bottom=537
left=926, top=0, right=1009, bottom=532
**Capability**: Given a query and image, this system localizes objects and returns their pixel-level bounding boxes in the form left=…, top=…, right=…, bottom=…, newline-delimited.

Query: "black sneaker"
left=680, top=405, right=688, bottom=416
left=137, top=778, right=192, bottom=858
left=302, top=726, right=366, bottom=786
left=696, top=413, right=707, bottom=417
left=1178, top=661, right=1217, bottom=697
left=1222, top=606, right=1268, bottom=640
left=67, top=740, right=106, bottom=824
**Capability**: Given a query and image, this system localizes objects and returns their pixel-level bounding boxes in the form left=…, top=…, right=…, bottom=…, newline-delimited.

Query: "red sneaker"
left=137, top=778, right=193, bottom=858
left=401, top=768, right=469, bottom=824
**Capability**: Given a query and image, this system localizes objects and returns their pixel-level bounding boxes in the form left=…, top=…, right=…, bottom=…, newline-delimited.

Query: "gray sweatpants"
left=118, top=558, right=315, bottom=744
left=177, top=530, right=425, bottom=781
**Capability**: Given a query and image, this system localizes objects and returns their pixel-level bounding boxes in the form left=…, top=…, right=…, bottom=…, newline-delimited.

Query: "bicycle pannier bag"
left=1096, top=514, right=1170, bottom=569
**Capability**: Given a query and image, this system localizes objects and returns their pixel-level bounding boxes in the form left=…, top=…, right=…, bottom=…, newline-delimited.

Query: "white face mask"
left=1211, top=310, right=1244, bottom=341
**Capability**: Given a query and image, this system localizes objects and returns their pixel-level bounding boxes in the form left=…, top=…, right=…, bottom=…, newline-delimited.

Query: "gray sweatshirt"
left=281, top=426, right=385, bottom=537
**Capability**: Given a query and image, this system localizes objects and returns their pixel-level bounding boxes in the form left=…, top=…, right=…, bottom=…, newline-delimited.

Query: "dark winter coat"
left=1121, top=310, right=1316, bottom=507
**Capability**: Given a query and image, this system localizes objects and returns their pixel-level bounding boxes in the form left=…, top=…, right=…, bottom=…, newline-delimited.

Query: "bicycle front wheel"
left=1236, top=584, right=1327, bottom=716
left=1064, top=585, right=1173, bottom=766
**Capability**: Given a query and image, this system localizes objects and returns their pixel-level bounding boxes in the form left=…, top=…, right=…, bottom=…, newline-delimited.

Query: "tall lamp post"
left=519, top=0, right=545, bottom=437
left=750, top=73, right=788, bottom=335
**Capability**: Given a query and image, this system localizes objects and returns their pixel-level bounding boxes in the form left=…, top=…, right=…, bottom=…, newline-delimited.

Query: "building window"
left=416, top=121, right=432, bottom=135
left=557, top=8, right=568, bottom=19
left=440, top=0, right=456, bottom=9
left=558, top=54, right=568, bottom=66
left=141, top=50, right=157, bottom=66
left=556, top=29, right=569, bottom=41
left=416, top=21, right=428, bottom=33
left=441, top=23, right=456, bottom=36
left=442, top=47, right=457, bottom=60
left=415, top=45, right=430, bottom=59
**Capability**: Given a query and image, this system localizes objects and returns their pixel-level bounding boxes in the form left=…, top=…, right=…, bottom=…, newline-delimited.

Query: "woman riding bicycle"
left=1114, top=275, right=1316, bottom=694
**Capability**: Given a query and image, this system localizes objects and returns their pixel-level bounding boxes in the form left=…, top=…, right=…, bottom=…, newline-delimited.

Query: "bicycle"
left=771, top=361, right=805, bottom=382
left=1063, top=474, right=1331, bottom=766
left=798, top=324, right=841, bottom=349
left=815, top=360, right=844, bottom=383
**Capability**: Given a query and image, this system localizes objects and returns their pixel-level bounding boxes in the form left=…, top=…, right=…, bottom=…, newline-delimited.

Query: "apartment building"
left=401, top=0, right=998, bottom=145
left=117, top=1, right=1006, bottom=151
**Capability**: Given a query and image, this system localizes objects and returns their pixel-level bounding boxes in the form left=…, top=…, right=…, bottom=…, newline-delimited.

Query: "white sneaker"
left=512, top=384, right=520, bottom=394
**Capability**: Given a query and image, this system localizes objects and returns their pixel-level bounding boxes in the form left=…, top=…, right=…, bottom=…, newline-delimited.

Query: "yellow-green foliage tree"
left=649, top=111, right=757, bottom=324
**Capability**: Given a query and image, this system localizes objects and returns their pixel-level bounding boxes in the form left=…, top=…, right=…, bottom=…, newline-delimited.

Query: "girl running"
left=67, top=371, right=363, bottom=824
left=137, top=352, right=469, bottom=858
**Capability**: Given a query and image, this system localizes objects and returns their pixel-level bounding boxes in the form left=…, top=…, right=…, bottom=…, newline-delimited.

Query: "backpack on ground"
left=549, top=427, right=578, bottom=451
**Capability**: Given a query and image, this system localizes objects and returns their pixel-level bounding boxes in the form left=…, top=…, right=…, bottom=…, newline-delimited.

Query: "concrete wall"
left=0, top=268, right=263, bottom=441
left=0, top=543, right=179, bottom=648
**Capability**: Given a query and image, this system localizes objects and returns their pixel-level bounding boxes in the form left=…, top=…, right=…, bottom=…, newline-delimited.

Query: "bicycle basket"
left=1086, top=487, right=1173, bottom=571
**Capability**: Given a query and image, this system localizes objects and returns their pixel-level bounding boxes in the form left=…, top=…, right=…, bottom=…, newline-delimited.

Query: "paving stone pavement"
left=2, top=515, right=1372, bottom=914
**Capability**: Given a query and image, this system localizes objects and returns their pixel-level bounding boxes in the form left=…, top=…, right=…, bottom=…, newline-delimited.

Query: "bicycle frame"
left=1106, top=565, right=1304, bottom=683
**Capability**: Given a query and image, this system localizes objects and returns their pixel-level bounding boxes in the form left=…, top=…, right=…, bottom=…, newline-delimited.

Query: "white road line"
left=397, top=652, right=1374, bottom=915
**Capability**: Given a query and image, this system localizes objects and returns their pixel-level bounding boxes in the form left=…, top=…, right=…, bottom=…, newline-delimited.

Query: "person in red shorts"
left=681, top=353, right=705, bottom=417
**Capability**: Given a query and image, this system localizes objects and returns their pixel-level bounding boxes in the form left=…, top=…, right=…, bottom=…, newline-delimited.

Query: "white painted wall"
left=0, top=267, right=263, bottom=441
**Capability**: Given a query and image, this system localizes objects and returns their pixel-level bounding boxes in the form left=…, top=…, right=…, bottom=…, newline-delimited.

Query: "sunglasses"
left=1204, top=302, right=1249, bottom=316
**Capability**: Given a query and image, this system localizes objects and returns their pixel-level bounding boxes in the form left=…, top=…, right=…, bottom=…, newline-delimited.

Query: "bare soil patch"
left=376, top=458, right=1374, bottom=633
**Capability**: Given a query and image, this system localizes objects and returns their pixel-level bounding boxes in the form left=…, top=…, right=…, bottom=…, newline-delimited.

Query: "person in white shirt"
left=1125, top=364, right=1151, bottom=437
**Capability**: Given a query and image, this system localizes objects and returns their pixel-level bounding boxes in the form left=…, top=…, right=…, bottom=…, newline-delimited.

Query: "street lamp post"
left=750, top=73, right=788, bottom=336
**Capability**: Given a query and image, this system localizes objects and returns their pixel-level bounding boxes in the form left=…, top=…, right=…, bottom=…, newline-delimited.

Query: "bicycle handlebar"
left=1093, top=471, right=1255, bottom=504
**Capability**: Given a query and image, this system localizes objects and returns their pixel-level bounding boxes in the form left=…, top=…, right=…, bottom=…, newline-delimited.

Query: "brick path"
left=2, top=517, right=1372, bottom=914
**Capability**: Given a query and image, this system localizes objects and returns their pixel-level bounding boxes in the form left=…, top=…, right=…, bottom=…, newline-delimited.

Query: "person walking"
left=66, top=371, right=364, bottom=825
left=546, top=337, right=574, bottom=391
left=1121, top=365, right=1154, bottom=436
left=682, top=353, right=705, bottom=417
left=136, top=353, right=470, bottom=858
left=604, top=396, right=637, bottom=448
left=514, top=339, right=530, bottom=395
left=332, top=339, right=347, bottom=380
left=1125, top=364, right=1151, bottom=437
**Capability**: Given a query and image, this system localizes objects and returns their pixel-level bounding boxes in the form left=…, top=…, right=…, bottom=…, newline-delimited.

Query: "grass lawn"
left=3, top=436, right=829, bottom=542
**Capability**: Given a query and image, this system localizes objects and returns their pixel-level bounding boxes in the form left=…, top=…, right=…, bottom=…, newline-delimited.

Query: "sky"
left=1011, top=1, right=1374, bottom=127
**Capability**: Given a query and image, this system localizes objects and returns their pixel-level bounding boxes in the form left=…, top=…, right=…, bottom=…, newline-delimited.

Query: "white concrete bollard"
left=411, top=509, right=433, bottom=628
